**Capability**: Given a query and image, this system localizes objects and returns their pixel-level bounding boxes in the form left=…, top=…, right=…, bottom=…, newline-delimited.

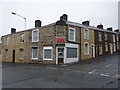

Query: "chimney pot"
left=107, top=27, right=113, bottom=31
left=97, top=24, right=103, bottom=29
left=114, top=29, right=119, bottom=32
left=11, top=28, right=16, bottom=34
left=60, top=14, right=68, bottom=21
left=82, top=21, right=90, bottom=26
left=35, top=20, right=41, bottom=27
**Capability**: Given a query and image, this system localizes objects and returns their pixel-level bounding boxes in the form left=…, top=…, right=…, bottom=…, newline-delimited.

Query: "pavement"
left=2, top=53, right=120, bottom=88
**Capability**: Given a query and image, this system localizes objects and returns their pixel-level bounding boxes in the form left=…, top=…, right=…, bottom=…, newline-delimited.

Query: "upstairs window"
left=32, top=29, right=39, bottom=42
left=98, top=32, right=102, bottom=41
left=69, top=27, right=75, bottom=42
left=84, top=29, right=89, bottom=40
left=113, top=34, right=115, bottom=42
left=105, top=33, right=107, bottom=41
left=6, top=37, right=9, bottom=45
left=20, top=34, right=24, bottom=43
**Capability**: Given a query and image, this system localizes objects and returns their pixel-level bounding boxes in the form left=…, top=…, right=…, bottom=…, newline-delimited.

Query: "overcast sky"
left=0, top=0, right=119, bottom=37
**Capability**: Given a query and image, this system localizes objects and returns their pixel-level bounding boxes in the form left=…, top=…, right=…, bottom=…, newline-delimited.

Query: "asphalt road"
left=2, top=53, right=119, bottom=88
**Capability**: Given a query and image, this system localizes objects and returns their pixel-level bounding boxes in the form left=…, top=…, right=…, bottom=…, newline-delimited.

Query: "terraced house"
left=1, top=14, right=120, bottom=64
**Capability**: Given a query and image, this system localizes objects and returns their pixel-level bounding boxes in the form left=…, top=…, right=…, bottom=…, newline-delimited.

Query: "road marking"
left=104, top=64, right=112, bottom=68
left=88, top=70, right=96, bottom=74
left=100, top=73, right=110, bottom=77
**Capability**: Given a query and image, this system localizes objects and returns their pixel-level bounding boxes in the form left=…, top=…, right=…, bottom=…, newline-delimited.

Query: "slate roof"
left=65, top=20, right=118, bottom=34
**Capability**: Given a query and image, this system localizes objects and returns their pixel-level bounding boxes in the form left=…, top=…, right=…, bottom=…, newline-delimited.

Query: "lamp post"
left=12, top=12, right=26, bottom=30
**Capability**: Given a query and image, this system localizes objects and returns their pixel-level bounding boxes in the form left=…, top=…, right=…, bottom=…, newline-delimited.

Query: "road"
left=2, top=53, right=119, bottom=88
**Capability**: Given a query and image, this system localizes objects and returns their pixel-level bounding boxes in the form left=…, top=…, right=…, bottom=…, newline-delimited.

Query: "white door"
left=110, top=44, right=113, bottom=54
left=91, top=44, right=95, bottom=57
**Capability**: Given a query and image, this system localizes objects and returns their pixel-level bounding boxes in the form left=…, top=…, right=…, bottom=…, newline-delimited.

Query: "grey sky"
left=0, top=0, right=119, bottom=37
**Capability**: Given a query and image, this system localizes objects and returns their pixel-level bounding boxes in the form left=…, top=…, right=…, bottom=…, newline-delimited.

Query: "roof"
left=65, top=20, right=118, bottom=34
left=2, top=22, right=56, bottom=37
left=2, top=20, right=119, bottom=37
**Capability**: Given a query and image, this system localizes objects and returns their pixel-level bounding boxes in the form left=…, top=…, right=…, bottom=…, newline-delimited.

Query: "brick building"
left=1, top=14, right=120, bottom=64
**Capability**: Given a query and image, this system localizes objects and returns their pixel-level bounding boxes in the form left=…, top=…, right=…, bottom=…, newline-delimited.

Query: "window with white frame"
left=6, top=37, right=9, bottom=45
left=117, top=42, right=119, bottom=50
left=19, top=49, right=24, bottom=59
left=105, top=33, right=107, bottom=41
left=105, top=43, right=108, bottom=52
left=113, top=43, right=116, bottom=52
left=69, top=27, right=75, bottom=42
left=20, top=34, right=24, bottom=43
left=43, top=47, right=52, bottom=60
left=98, top=32, right=102, bottom=41
left=99, top=44, right=102, bottom=55
left=117, top=34, right=119, bottom=41
left=5, top=49, right=8, bottom=58
left=84, top=43, right=89, bottom=55
left=31, top=47, right=38, bottom=59
left=113, top=34, right=115, bottom=42
left=67, top=47, right=77, bottom=58
left=32, top=29, right=39, bottom=42
left=84, top=29, right=89, bottom=40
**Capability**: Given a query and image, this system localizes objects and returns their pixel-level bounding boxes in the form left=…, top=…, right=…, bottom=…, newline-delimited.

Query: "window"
left=32, top=47, right=38, bottom=59
left=117, top=34, right=119, bottom=41
left=5, top=49, right=8, bottom=58
left=105, top=34, right=107, bottom=41
left=69, top=27, right=75, bottom=42
left=84, top=43, right=89, bottom=55
left=19, top=49, right=24, bottom=59
left=20, top=34, right=24, bottom=43
left=43, top=47, right=52, bottom=60
left=98, top=33, right=102, bottom=41
left=105, top=43, right=108, bottom=52
left=117, top=42, right=119, bottom=50
left=113, top=43, right=116, bottom=52
left=67, top=47, right=77, bottom=58
left=99, top=44, right=102, bottom=55
left=113, top=35, right=115, bottom=42
left=84, top=29, right=89, bottom=40
left=6, top=37, right=9, bottom=45
left=32, top=29, right=39, bottom=42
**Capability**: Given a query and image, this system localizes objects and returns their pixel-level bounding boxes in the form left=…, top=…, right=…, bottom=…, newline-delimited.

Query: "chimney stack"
left=82, top=21, right=90, bottom=26
left=60, top=14, right=68, bottom=21
left=35, top=20, right=41, bottom=27
left=11, top=28, right=16, bottom=34
left=114, top=29, right=119, bottom=32
left=107, top=27, right=113, bottom=31
left=97, top=24, right=103, bottom=29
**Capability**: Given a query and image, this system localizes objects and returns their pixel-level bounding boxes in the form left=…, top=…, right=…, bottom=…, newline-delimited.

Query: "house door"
left=56, top=47, right=64, bottom=64
left=12, top=50, right=15, bottom=63
left=91, top=45, right=95, bottom=57
left=110, top=44, right=113, bottom=54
